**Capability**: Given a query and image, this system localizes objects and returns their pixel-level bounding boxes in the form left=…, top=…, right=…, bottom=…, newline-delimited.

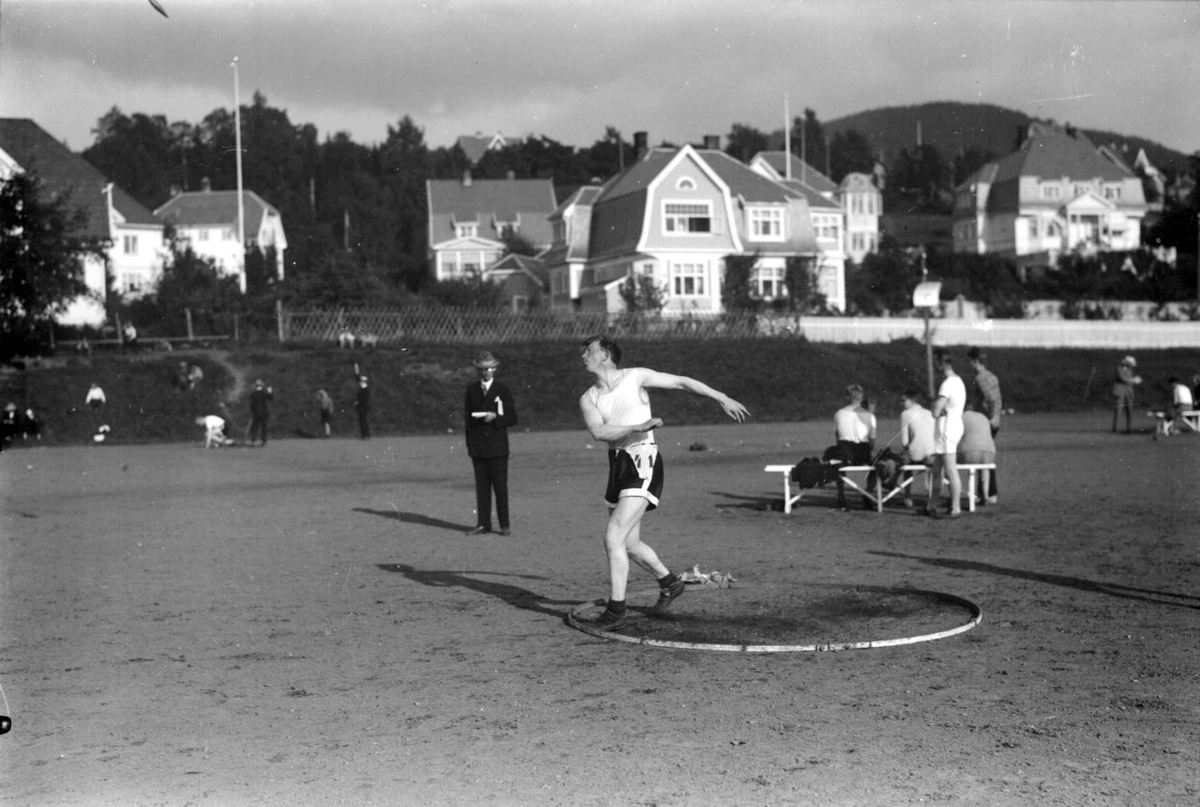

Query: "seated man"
left=899, top=388, right=935, bottom=508
left=1167, top=376, right=1195, bottom=436
left=196, top=415, right=229, bottom=448
left=831, top=384, right=876, bottom=510
left=958, top=410, right=997, bottom=505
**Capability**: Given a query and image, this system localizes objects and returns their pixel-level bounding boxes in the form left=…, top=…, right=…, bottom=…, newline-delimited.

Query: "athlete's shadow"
left=872, top=551, right=1200, bottom=610
left=377, top=563, right=580, bottom=619
left=355, top=507, right=471, bottom=533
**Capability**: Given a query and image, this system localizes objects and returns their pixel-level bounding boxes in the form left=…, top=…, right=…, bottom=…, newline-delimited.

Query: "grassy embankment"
left=2, top=341, right=1198, bottom=446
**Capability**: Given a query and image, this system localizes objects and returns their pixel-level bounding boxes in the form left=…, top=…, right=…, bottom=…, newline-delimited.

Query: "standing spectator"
left=1112, top=355, right=1141, bottom=434
left=463, top=350, right=518, bottom=536
left=248, top=378, right=274, bottom=447
left=123, top=322, right=139, bottom=352
left=830, top=384, right=875, bottom=511
left=0, top=403, right=17, bottom=452
left=316, top=388, right=334, bottom=437
left=927, top=350, right=967, bottom=519
left=20, top=407, right=42, bottom=441
left=353, top=367, right=371, bottom=440
left=578, top=335, right=748, bottom=631
left=967, top=347, right=1002, bottom=504
left=958, top=410, right=997, bottom=506
left=899, top=388, right=935, bottom=508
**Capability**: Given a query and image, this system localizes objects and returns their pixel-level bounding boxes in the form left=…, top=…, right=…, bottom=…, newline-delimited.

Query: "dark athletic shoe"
left=653, top=579, right=687, bottom=614
left=590, top=609, right=628, bottom=632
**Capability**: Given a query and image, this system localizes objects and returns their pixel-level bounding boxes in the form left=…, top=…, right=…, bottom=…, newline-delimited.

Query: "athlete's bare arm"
left=579, top=392, right=662, bottom=444
left=637, top=369, right=750, bottom=423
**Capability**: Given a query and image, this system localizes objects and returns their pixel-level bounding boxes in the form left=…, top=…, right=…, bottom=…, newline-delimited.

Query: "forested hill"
left=824, top=101, right=1190, bottom=173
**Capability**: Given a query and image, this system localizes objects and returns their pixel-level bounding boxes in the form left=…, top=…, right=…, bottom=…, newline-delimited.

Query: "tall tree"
left=790, top=109, right=828, bottom=176
left=829, top=129, right=876, bottom=183
left=725, top=124, right=769, bottom=164
left=0, top=172, right=105, bottom=353
left=82, top=107, right=176, bottom=210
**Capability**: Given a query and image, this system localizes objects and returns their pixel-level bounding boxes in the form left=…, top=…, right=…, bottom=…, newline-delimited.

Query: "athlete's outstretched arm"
left=638, top=369, right=749, bottom=423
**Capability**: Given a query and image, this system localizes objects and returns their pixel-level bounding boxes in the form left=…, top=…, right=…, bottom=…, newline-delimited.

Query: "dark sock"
left=656, top=573, right=678, bottom=588
left=606, top=599, right=626, bottom=614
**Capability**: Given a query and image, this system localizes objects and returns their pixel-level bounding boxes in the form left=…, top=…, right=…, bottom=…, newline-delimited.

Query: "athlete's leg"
left=604, top=496, right=650, bottom=602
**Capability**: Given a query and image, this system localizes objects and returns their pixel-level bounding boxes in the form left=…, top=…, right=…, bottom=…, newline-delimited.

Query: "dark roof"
left=487, top=253, right=549, bottom=286
left=992, top=122, right=1134, bottom=185
left=0, top=117, right=160, bottom=239
left=778, top=179, right=841, bottom=210
left=154, top=189, right=280, bottom=227
left=427, top=177, right=557, bottom=248
left=753, top=151, right=838, bottom=194
left=456, top=134, right=501, bottom=164
left=697, top=150, right=795, bottom=203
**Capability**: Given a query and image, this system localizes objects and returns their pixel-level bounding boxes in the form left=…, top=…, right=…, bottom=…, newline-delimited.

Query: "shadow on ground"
left=872, top=550, right=1200, bottom=610
left=377, top=563, right=580, bottom=619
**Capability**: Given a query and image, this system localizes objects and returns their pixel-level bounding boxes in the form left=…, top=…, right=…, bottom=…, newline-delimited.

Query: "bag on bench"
left=790, top=457, right=828, bottom=489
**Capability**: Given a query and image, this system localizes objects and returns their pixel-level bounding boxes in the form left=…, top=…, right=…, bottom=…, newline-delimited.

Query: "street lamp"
left=912, top=248, right=942, bottom=400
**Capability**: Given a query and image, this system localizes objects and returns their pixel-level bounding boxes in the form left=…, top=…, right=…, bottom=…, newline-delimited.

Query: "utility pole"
left=231, top=57, right=246, bottom=293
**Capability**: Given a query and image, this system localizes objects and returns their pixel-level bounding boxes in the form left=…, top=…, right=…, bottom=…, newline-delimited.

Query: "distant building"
left=455, top=132, right=506, bottom=165
left=838, top=172, right=883, bottom=263
left=483, top=252, right=548, bottom=313
left=542, top=135, right=843, bottom=315
left=425, top=172, right=557, bottom=303
left=953, top=122, right=1148, bottom=266
left=0, top=118, right=165, bottom=326
left=154, top=181, right=288, bottom=292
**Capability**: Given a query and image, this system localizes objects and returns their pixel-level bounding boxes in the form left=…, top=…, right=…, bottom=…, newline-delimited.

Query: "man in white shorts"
left=196, top=415, right=228, bottom=448
left=927, top=350, right=966, bottom=519
left=579, top=336, right=749, bottom=631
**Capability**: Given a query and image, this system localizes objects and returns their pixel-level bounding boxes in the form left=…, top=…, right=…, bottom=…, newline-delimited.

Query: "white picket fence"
left=282, top=308, right=1200, bottom=349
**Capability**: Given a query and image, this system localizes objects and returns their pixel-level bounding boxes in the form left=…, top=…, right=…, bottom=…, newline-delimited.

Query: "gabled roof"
left=154, top=189, right=281, bottom=228
left=455, top=133, right=505, bottom=164
left=838, top=173, right=877, bottom=192
left=778, top=179, right=841, bottom=210
left=427, top=176, right=557, bottom=249
left=697, top=150, right=795, bottom=203
left=752, top=151, right=838, bottom=194
left=544, top=184, right=602, bottom=264
left=0, top=117, right=160, bottom=240
left=992, top=122, right=1134, bottom=185
left=486, top=252, right=548, bottom=286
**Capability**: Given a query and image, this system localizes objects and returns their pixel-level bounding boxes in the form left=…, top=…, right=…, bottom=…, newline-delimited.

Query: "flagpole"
left=784, top=93, right=792, bottom=181
left=232, top=57, right=246, bottom=293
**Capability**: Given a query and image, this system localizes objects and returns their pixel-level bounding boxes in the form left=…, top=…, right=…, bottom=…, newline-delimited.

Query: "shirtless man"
left=578, top=336, right=749, bottom=631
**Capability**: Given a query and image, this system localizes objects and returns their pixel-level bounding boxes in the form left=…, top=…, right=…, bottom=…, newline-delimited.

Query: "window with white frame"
left=813, top=214, right=840, bottom=243
left=123, top=235, right=138, bottom=255
left=663, top=202, right=712, bottom=234
left=1041, top=184, right=1061, bottom=200
left=1104, top=186, right=1122, bottom=200
left=1029, top=218, right=1040, bottom=238
left=851, top=232, right=865, bottom=251
left=456, top=223, right=478, bottom=238
left=223, top=228, right=236, bottom=241
left=198, top=229, right=209, bottom=241
left=441, top=253, right=459, bottom=276
left=748, top=207, right=784, bottom=241
left=121, top=272, right=142, bottom=293
left=754, top=264, right=785, bottom=299
left=1074, top=185, right=1090, bottom=198
left=671, top=262, right=707, bottom=296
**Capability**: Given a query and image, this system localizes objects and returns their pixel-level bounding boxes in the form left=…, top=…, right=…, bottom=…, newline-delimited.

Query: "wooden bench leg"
left=782, top=474, right=793, bottom=514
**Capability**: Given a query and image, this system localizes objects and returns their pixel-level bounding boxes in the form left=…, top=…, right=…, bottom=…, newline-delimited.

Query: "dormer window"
left=1041, top=184, right=1061, bottom=200
left=748, top=207, right=785, bottom=241
left=1104, top=186, right=1122, bottom=200
left=456, top=223, right=478, bottom=238
left=663, top=201, right=712, bottom=234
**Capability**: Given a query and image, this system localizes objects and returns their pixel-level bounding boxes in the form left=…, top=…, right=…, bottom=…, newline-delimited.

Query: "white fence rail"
left=282, top=309, right=1200, bottom=349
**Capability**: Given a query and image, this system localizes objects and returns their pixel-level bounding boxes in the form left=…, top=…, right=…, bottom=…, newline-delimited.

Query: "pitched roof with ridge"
left=753, top=150, right=838, bottom=195
left=427, top=176, right=557, bottom=247
left=0, top=117, right=160, bottom=240
left=991, top=122, right=1134, bottom=185
left=154, top=189, right=281, bottom=228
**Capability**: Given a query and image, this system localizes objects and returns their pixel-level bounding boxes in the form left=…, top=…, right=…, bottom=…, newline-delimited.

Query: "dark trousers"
left=250, top=416, right=269, bottom=445
left=471, top=455, right=509, bottom=530
left=357, top=409, right=370, bottom=439
left=988, top=425, right=1000, bottom=498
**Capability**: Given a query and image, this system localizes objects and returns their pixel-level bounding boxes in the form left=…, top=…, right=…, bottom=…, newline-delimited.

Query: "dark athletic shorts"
left=605, top=443, right=664, bottom=510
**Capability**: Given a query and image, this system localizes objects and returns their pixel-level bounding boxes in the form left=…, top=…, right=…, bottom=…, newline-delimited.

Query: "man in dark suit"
left=464, top=350, right=518, bottom=536
left=248, top=378, right=274, bottom=446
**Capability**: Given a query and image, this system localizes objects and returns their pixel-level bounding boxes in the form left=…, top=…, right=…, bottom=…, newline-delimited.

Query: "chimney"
left=201, top=177, right=212, bottom=192
left=462, top=169, right=473, bottom=187
left=633, top=131, right=648, bottom=161
left=703, top=134, right=721, bottom=151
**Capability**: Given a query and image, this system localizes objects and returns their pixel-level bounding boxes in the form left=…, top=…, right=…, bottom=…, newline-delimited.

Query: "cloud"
left=2, top=0, right=1196, bottom=153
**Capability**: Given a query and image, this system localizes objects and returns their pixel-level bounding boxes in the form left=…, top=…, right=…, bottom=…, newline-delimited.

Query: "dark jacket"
left=355, top=385, right=370, bottom=413
left=464, top=380, right=517, bottom=458
left=249, top=386, right=274, bottom=418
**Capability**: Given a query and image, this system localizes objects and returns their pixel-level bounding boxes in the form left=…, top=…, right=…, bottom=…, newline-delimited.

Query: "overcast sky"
left=1, top=0, right=1196, bottom=155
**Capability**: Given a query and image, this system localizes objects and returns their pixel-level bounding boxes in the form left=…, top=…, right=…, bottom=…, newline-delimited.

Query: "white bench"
left=838, top=463, right=995, bottom=513
left=764, top=462, right=997, bottom=514
left=1182, top=410, right=1200, bottom=431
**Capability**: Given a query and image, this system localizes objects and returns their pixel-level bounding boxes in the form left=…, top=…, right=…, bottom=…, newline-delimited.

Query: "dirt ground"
left=2, top=414, right=1197, bottom=806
